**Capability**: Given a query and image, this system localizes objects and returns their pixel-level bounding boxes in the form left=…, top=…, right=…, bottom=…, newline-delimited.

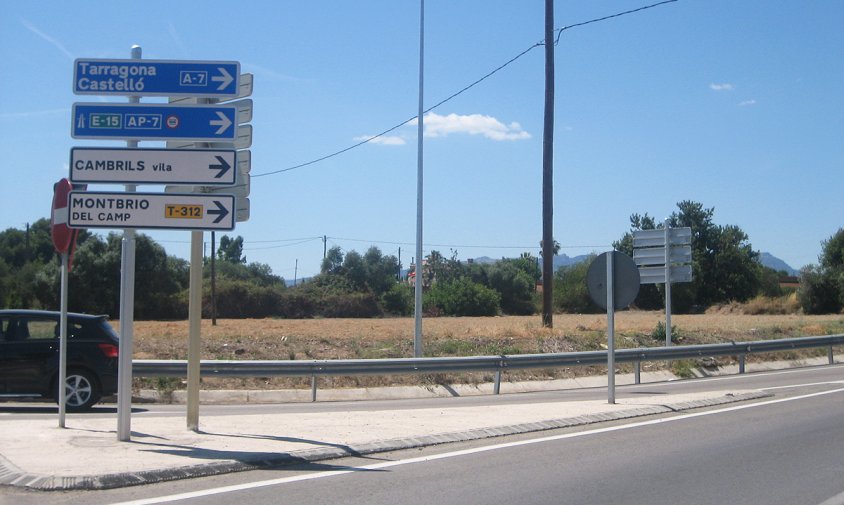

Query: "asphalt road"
left=2, top=365, right=844, bottom=505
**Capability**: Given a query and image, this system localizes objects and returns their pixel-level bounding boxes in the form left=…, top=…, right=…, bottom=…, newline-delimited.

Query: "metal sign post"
left=117, top=45, right=141, bottom=443
left=50, top=178, right=75, bottom=428
left=58, top=253, right=68, bottom=427
left=664, top=219, right=672, bottom=346
left=606, top=252, right=616, bottom=404
left=586, top=251, right=640, bottom=405
left=633, top=225, right=693, bottom=347
left=70, top=47, right=249, bottom=440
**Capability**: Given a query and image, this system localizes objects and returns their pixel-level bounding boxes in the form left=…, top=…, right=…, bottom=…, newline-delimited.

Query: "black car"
left=0, top=310, right=119, bottom=410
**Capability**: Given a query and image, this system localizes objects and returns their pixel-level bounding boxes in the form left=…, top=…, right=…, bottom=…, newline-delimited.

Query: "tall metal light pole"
left=414, top=0, right=425, bottom=357
left=541, top=0, right=555, bottom=328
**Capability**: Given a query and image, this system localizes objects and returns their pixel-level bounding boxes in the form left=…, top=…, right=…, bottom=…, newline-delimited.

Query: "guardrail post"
left=829, top=345, right=835, bottom=365
left=494, top=370, right=502, bottom=395
left=739, top=355, right=746, bottom=374
left=311, top=375, right=318, bottom=402
left=634, top=361, right=641, bottom=385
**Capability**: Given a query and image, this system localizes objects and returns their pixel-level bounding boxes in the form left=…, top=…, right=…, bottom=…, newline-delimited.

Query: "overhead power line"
left=254, top=0, right=679, bottom=179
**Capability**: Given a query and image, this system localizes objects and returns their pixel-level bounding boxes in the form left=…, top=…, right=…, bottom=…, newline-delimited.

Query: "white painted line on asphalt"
left=760, top=380, right=844, bottom=391
left=818, top=489, right=844, bottom=505
left=110, top=386, right=844, bottom=505
left=625, top=363, right=844, bottom=389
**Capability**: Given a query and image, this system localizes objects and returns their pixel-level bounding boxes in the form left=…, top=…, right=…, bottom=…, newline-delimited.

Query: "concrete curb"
left=2, top=391, right=771, bottom=491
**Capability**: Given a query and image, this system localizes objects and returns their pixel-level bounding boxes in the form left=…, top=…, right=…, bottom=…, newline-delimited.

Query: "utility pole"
left=25, top=223, right=31, bottom=262
left=211, top=231, right=217, bottom=326
left=323, top=235, right=327, bottom=259
left=541, top=0, right=555, bottom=328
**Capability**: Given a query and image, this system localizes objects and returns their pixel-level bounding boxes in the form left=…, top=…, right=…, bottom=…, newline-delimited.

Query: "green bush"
left=381, top=283, right=414, bottom=316
left=553, top=257, right=601, bottom=314
left=321, top=292, right=381, bottom=318
left=424, top=278, right=500, bottom=316
left=798, top=266, right=841, bottom=314
left=207, top=279, right=284, bottom=318
left=649, top=321, right=682, bottom=344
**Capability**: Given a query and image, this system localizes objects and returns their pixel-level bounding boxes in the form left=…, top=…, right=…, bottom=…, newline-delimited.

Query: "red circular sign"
left=51, top=178, right=73, bottom=254
left=166, top=115, right=180, bottom=129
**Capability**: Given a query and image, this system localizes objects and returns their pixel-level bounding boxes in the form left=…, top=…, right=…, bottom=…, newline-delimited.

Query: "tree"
left=424, top=249, right=464, bottom=286
left=487, top=261, right=536, bottom=315
left=613, top=213, right=663, bottom=310
left=217, top=235, right=246, bottom=264
left=615, top=201, right=762, bottom=312
left=321, top=246, right=344, bottom=275
left=553, top=256, right=601, bottom=314
left=342, top=250, right=367, bottom=290
left=363, top=246, right=400, bottom=296
left=799, top=228, right=844, bottom=314
left=668, top=202, right=759, bottom=309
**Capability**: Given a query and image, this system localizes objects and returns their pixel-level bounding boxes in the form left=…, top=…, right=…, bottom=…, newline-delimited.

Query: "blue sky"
left=1, top=1, right=842, bottom=281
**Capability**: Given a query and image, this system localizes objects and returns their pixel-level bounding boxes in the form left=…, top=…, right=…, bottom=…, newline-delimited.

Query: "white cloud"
left=738, top=99, right=757, bottom=107
left=353, top=134, right=406, bottom=146
left=412, top=112, right=531, bottom=141
left=709, top=83, right=735, bottom=91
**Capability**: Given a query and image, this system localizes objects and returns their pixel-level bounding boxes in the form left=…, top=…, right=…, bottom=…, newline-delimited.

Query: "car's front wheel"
left=59, top=369, right=102, bottom=411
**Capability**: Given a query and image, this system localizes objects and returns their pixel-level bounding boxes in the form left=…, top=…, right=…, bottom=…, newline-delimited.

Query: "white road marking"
left=110, top=386, right=844, bottom=505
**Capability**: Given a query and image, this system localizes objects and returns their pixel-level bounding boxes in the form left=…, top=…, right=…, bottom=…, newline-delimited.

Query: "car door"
left=1, top=315, right=60, bottom=396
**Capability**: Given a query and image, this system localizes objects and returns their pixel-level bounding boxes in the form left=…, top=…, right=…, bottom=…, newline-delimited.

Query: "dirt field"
left=126, top=312, right=844, bottom=392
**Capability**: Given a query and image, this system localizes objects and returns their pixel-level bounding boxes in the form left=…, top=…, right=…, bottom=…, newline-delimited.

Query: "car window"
left=26, top=319, right=58, bottom=340
left=3, top=318, right=31, bottom=341
left=0, top=317, right=8, bottom=341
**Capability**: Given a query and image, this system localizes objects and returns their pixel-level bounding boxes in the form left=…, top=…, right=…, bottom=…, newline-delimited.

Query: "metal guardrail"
left=134, top=334, right=844, bottom=399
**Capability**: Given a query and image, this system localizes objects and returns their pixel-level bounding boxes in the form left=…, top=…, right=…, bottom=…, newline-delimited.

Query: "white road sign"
left=70, top=148, right=236, bottom=186
left=632, top=227, right=692, bottom=248
left=633, top=245, right=693, bottom=266
left=638, top=264, right=693, bottom=285
left=67, top=191, right=235, bottom=231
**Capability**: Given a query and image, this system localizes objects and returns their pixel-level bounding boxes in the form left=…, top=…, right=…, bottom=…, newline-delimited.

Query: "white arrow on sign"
left=210, top=111, right=233, bottom=135
left=212, top=67, right=234, bottom=91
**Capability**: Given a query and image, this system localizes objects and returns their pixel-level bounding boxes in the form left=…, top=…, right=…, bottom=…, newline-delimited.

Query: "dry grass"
left=125, top=312, right=844, bottom=392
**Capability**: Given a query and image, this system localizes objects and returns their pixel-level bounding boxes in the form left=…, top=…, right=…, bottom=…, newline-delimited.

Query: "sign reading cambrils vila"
left=70, top=147, right=236, bottom=186
left=67, top=191, right=235, bottom=231
left=73, top=59, right=240, bottom=97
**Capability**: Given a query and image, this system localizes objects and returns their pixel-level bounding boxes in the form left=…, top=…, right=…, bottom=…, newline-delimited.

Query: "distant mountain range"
left=758, top=252, right=800, bottom=276
left=472, top=252, right=800, bottom=276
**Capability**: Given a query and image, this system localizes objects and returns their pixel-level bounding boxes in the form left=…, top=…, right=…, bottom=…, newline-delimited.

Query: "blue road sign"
left=73, top=59, right=240, bottom=97
left=72, top=103, right=237, bottom=142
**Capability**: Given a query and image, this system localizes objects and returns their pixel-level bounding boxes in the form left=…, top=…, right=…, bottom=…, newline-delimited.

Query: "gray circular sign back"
left=586, top=251, right=641, bottom=310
